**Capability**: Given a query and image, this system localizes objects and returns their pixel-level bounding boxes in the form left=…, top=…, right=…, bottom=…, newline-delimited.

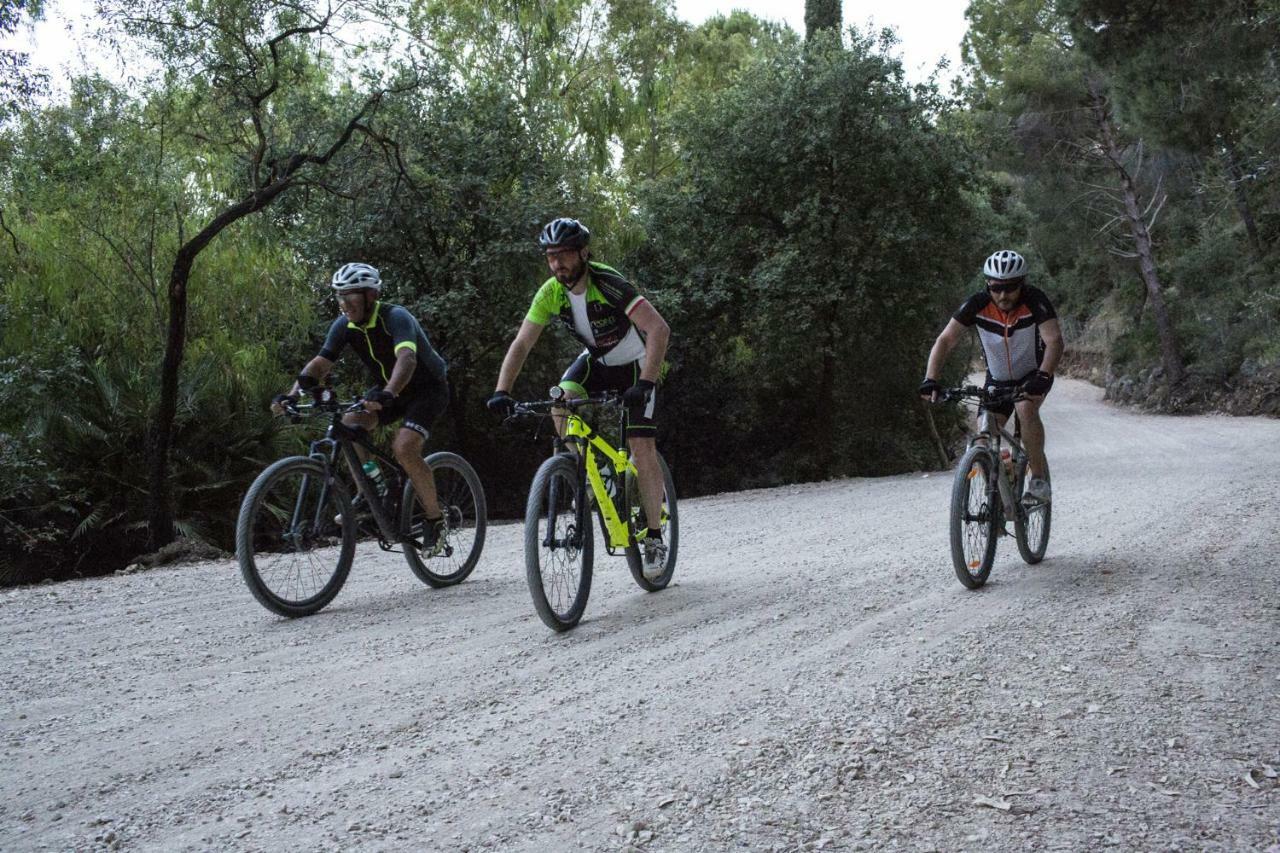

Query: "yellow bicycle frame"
left=561, top=409, right=638, bottom=550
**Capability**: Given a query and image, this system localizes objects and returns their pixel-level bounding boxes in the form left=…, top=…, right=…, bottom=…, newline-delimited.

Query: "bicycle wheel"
left=525, top=454, right=593, bottom=632
left=1014, top=459, right=1052, bottom=564
left=401, top=452, right=488, bottom=588
left=623, top=453, right=679, bottom=591
left=236, top=456, right=356, bottom=617
left=949, top=445, right=998, bottom=589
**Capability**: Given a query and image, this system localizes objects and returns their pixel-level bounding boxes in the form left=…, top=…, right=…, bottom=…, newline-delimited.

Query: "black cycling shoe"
left=408, top=516, right=447, bottom=556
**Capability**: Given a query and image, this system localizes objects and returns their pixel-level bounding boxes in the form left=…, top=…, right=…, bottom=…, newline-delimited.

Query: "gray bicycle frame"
left=971, top=408, right=1028, bottom=521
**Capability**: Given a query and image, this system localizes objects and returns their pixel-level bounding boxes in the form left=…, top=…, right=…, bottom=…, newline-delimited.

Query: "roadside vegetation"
left=1, top=0, right=1275, bottom=582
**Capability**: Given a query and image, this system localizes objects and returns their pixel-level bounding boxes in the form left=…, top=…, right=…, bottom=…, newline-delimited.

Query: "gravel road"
left=3, top=379, right=1278, bottom=852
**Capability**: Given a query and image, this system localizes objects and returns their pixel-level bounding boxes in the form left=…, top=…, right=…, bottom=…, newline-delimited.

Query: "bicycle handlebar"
left=277, top=394, right=368, bottom=422
left=508, top=392, right=622, bottom=418
left=939, top=385, right=1029, bottom=406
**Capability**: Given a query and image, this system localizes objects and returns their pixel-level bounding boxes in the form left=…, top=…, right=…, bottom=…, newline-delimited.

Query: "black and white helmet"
left=331, top=262, right=382, bottom=293
left=538, top=217, right=590, bottom=251
left=982, top=249, right=1028, bottom=281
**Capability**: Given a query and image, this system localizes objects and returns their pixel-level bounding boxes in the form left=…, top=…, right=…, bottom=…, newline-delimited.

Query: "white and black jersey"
left=953, top=286, right=1057, bottom=383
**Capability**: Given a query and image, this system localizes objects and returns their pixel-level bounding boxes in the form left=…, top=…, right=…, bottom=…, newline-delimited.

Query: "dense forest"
left=1, top=0, right=1276, bottom=583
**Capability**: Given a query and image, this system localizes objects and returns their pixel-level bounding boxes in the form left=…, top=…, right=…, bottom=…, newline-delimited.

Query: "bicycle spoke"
left=237, top=457, right=354, bottom=617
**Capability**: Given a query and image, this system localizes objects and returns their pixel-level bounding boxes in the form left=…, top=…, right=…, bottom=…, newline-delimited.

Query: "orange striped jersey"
left=953, top=286, right=1057, bottom=382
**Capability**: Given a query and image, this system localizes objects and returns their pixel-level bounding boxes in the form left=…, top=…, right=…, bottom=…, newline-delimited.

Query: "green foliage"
left=804, top=0, right=841, bottom=40
left=627, top=34, right=985, bottom=491
left=0, top=0, right=47, bottom=119
left=0, top=343, right=291, bottom=583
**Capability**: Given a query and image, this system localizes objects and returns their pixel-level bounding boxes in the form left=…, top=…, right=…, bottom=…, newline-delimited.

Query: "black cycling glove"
left=365, top=387, right=396, bottom=407
left=486, top=390, right=516, bottom=419
left=1022, top=370, right=1053, bottom=396
left=622, top=379, right=655, bottom=407
left=271, top=392, right=299, bottom=411
left=918, top=378, right=942, bottom=401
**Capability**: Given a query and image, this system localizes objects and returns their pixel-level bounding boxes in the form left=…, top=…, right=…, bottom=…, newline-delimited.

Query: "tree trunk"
left=144, top=253, right=193, bottom=549
left=1221, top=141, right=1263, bottom=260
left=1090, top=84, right=1186, bottom=385
left=144, top=179, right=296, bottom=550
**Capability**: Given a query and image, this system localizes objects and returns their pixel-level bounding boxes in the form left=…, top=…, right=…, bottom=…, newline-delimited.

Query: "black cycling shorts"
left=376, top=381, right=448, bottom=439
left=984, top=371, right=1053, bottom=418
left=559, top=353, right=657, bottom=440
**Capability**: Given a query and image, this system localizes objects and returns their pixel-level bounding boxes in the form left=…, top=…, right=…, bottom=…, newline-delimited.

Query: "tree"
left=963, top=0, right=1187, bottom=383
left=96, top=0, right=422, bottom=549
left=804, top=0, right=840, bottom=40
left=1063, top=0, right=1278, bottom=259
left=0, top=0, right=45, bottom=120
left=631, top=31, right=982, bottom=483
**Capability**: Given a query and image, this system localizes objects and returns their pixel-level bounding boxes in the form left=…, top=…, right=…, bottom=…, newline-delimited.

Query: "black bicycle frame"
left=308, top=417, right=408, bottom=547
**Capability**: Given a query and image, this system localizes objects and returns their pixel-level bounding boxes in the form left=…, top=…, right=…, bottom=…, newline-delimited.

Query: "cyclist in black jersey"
left=271, top=263, right=451, bottom=548
left=486, top=218, right=673, bottom=580
left=919, top=250, right=1065, bottom=503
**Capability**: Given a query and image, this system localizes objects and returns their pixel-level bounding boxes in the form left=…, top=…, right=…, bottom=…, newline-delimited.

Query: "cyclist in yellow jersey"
left=487, top=218, right=672, bottom=580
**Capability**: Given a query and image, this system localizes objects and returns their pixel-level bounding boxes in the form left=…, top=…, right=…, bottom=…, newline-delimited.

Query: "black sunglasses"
left=986, top=279, right=1024, bottom=294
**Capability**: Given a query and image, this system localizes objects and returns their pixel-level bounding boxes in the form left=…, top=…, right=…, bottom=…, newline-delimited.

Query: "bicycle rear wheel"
left=525, top=454, right=593, bottom=631
left=1014, top=459, right=1052, bottom=564
left=949, top=446, right=998, bottom=589
left=236, top=456, right=356, bottom=617
left=624, top=453, right=678, bottom=591
left=401, top=452, right=488, bottom=587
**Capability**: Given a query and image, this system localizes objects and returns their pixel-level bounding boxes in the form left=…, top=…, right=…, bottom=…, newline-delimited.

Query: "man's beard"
left=554, top=257, right=586, bottom=285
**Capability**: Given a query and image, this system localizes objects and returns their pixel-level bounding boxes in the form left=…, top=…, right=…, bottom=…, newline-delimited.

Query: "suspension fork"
left=293, top=438, right=343, bottom=539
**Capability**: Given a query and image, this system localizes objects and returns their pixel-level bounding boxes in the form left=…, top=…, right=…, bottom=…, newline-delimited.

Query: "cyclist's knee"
left=392, top=430, right=425, bottom=463
left=1016, top=400, right=1044, bottom=423
left=627, top=436, right=656, bottom=458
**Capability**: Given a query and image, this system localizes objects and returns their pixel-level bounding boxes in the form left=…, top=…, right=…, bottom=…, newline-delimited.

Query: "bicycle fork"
left=541, top=470, right=586, bottom=550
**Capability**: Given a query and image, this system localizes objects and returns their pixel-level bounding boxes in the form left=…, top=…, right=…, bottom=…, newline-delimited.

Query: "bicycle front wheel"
left=401, top=452, right=488, bottom=587
left=949, top=446, right=998, bottom=589
left=524, top=454, right=593, bottom=632
left=236, top=456, right=356, bottom=617
left=1014, top=459, right=1051, bottom=564
left=624, top=453, right=679, bottom=591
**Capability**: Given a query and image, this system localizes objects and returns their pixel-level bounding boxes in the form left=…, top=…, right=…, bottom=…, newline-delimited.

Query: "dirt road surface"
left=3, top=379, right=1278, bottom=851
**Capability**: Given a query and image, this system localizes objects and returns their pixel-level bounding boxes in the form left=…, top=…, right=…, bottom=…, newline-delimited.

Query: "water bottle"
left=999, top=448, right=1014, bottom=479
left=362, top=459, right=388, bottom=498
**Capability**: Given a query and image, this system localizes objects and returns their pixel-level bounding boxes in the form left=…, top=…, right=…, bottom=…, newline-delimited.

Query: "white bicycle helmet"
left=982, top=249, right=1028, bottom=281
left=331, top=262, right=382, bottom=293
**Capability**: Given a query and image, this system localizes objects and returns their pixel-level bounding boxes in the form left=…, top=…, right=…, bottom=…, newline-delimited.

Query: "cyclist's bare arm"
left=293, top=356, right=334, bottom=393
left=630, top=300, right=670, bottom=384
left=495, top=320, right=545, bottom=393
left=925, top=319, right=966, bottom=381
left=1038, top=318, right=1064, bottom=375
left=272, top=357, right=335, bottom=414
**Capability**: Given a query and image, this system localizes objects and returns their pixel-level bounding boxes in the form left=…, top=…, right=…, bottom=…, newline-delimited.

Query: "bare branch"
left=1145, top=193, right=1168, bottom=233
left=0, top=208, right=21, bottom=255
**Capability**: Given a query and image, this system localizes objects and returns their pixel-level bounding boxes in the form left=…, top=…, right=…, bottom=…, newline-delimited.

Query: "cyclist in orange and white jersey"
left=918, top=250, right=1065, bottom=502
